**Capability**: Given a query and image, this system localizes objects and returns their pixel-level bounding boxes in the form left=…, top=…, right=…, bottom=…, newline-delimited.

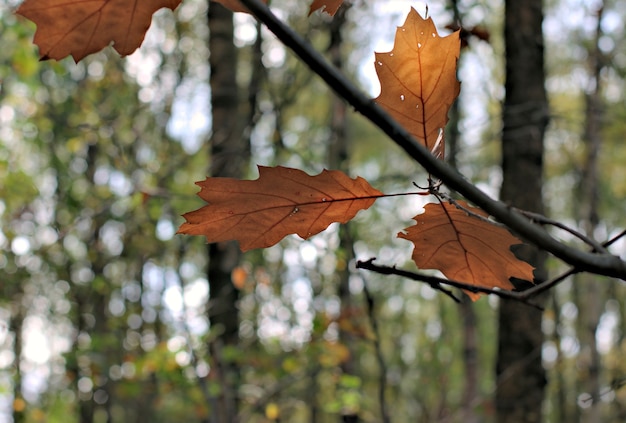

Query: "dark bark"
left=207, top=3, right=246, bottom=420
left=496, top=1, right=549, bottom=422
left=83, top=143, right=113, bottom=423
left=325, top=6, right=366, bottom=423
left=10, top=303, right=25, bottom=423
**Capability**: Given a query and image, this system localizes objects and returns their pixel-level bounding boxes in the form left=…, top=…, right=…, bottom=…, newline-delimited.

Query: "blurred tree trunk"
left=326, top=7, right=365, bottom=423
left=82, top=143, right=113, bottom=423
left=496, top=1, right=549, bottom=422
left=91, top=262, right=113, bottom=423
left=445, top=2, right=478, bottom=420
left=10, top=302, right=25, bottom=423
left=207, top=3, right=246, bottom=421
left=578, top=5, right=605, bottom=422
left=448, top=54, right=479, bottom=423
left=550, top=293, right=571, bottom=422
left=74, top=291, right=94, bottom=423
left=460, top=294, right=478, bottom=422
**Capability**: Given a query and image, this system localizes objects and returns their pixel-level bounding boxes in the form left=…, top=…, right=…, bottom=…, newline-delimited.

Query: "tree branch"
left=512, top=229, right=626, bottom=299
left=236, top=0, right=626, bottom=280
left=358, top=231, right=626, bottom=304
left=513, top=208, right=608, bottom=253
left=356, top=258, right=542, bottom=309
left=359, top=258, right=460, bottom=303
left=238, top=0, right=626, bottom=280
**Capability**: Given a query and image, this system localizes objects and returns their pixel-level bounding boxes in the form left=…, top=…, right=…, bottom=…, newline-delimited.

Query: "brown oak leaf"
left=16, top=0, right=182, bottom=62
left=398, top=201, right=534, bottom=300
left=375, top=7, right=460, bottom=159
left=309, top=0, right=344, bottom=16
left=178, top=166, right=383, bottom=251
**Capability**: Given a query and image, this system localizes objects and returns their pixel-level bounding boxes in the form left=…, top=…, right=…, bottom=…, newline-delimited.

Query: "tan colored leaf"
left=211, top=0, right=268, bottom=14
left=16, top=0, right=182, bottom=62
left=178, top=166, right=383, bottom=251
left=398, top=201, right=534, bottom=300
left=374, top=8, right=460, bottom=159
left=309, top=0, right=344, bottom=16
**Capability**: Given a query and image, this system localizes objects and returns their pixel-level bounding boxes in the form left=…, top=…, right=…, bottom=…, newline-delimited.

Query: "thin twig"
left=368, top=229, right=626, bottom=306
left=513, top=208, right=608, bottom=253
left=606, top=229, right=626, bottom=247
left=581, top=376, right=626, bottom=405
left=436, top=191, right=506, bottom=227
left=515, top=267, right=579, bottom=300
left=238, top=0, right=626, bottom=280
left=514, top=229, right=626, bottom=299
left=356, top=258, right=542, bottom=309
left=358, top=258, right=460, bottom=303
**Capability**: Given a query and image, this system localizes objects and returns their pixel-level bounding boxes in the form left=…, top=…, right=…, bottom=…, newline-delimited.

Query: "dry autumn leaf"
left=178, top=166, right=383, bottom=251
left=17, top=0, right=182, bottom=61
left=398, top=201, right=534, bottom=300
left=309, top=0, right=344, bottom=16
left=375, top=7, right=460, bottom=159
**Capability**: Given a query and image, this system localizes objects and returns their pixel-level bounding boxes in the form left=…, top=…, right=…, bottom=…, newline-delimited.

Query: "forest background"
left=2, top=0, right=626, bottom=422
